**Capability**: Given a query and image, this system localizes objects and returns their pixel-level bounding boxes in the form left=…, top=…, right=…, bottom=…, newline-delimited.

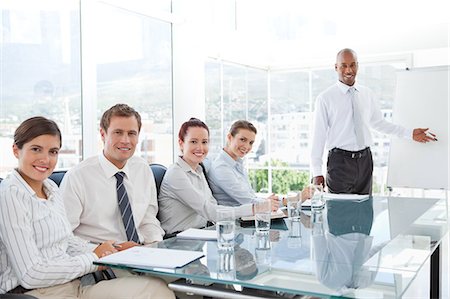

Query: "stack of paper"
left=301, top=193, right=370, bottom=208
left=323, top=193, right=370, bottom=202
left=176, top=228, right=217, bottom=241
left=97, top=246, right=204, bottom=269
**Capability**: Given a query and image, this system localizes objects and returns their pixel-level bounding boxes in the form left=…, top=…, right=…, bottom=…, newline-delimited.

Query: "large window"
left=0, top=0, right=173, bottom=178
left=94, top=2, right=173, bottom=166
left=0, top=0, right=82, bottom=176
left=205, top=60, right=267, bottom=166
left=270, top=71, right=310, bottom=169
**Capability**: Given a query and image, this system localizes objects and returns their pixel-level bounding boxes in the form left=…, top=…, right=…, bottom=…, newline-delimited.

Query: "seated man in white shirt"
left=60, top=104, right=174, bottom=297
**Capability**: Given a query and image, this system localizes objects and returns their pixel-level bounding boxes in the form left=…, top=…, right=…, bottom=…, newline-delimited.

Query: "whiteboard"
left=387, top=66, right=449, bottom=189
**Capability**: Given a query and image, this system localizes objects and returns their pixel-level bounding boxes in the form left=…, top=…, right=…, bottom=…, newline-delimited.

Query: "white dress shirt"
left=311, top=81, right=412, bottom=177
left=0, top=170, right=97, bottom=293
left=158, top=157, right=253, bottom=234
left=208, top=149, right=257, bottom=206
left=61, top=154, right=164, bottom=244
left=313, top=232, right=376, bottom=291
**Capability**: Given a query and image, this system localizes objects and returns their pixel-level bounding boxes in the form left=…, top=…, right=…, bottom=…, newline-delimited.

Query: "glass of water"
left=310, top=184, right=325, bottom=211
left=217, top=249, right=235, bottom=280
left=255, top=232, right=271, bottom=266
left=254, top=198, right=271, bottom=234
left=287, top=198, right=301, bottom=238
left=216, top=207, right=235, bottom=251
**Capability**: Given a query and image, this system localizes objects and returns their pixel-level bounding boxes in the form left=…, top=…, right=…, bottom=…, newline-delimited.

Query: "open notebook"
left=97, top=246, right=204, bottom=269
left=240, top=209, right=285, bottom=221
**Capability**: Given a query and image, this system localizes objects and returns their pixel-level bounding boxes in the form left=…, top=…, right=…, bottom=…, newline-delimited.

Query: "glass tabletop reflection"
left=96, top=196, right=448, bottom=298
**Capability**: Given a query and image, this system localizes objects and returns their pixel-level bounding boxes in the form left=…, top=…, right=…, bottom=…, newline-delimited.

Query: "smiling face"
left=179, top=126, right=209, bottom=169
left=224, top=128, right=256, bottom=160
left=101, top=115, right=139, bottom=169
left=13, top=134, right=60, bottom=190
left=335, top=50, right=358, bottom=86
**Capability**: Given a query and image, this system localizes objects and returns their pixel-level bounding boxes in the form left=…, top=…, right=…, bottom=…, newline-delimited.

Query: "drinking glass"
left=216, top=207, right=235, bottom=251
left=217, top=249, right=235, bottom=280
left=254, top=198, right=271, bottom=234
left=283, top=191, right=299, bottom=206
left=310, top=184, right=325, bottom=211
left=312, top=209, right=324, bottom=236
left=254, top=232, right=271, bottom=265
left=287, top=197, right=302, bottom=238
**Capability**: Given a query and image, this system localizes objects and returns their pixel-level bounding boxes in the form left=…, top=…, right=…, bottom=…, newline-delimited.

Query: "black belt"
left=330, top=147, right=370, bottom=159
left=7, top=285, right=32, bottom=294
left=93, top=269, right=116, bottom=282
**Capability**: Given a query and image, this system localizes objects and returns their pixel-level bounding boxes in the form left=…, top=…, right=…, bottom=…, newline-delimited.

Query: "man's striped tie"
left=114, top=172, right=139, bottom=243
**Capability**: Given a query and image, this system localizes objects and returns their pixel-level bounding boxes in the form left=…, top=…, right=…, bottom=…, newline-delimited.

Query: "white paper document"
left=301, top=193, right=369, bottom=209
left=177, top=228, right=217, bottom=241
left=323, top=193, right=370, bottom=202
left=97, top=246, right=204, bottom=269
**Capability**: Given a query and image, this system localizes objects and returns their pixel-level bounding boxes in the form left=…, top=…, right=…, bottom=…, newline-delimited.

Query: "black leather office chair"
left=48, top=170, right=67, bottom=187
left=149, top=163, right=167, bottom=197
left=0, top=177, right=3, bottom=184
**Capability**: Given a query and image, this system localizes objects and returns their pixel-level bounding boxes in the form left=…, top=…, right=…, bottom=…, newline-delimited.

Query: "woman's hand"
left=300, top=186, right=313, bottom=202
left=93, top=240, right=118, bottom=270
left=114, top=241, right=140, bottom=251
left=267, top=193, right=280, bottom=212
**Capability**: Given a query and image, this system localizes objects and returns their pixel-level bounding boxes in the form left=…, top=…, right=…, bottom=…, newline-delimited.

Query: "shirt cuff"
left=235, top=204, right=254, bottom=218
left=142, top=232, right=163, bottom=244
left=312, top=166, right=323, bottom=178
left=87, top=242, right=98, bottom=251
left=88, top=252, right=99, bottom=273
left=406, top=128, right=414, bottom=139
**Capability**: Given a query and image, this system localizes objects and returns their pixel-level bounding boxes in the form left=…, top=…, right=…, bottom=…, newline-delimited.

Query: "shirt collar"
left=336, top=80, right=360, bottom=94
left=177, top=156, right=202, bottom=174
left=220, top=149, right=244, bottom=168
left=99, top=153, right=130, bottom=179
left=10, top=169, right=58, bottom=199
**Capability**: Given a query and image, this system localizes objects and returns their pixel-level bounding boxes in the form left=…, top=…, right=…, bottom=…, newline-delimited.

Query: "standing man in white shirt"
left=311, top=48, right=437, bottom=195
left=61, top=104, right=174, bottom=297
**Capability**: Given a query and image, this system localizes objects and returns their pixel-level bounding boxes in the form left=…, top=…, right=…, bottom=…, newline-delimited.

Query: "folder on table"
left=97, top=246, right=204, bottom=269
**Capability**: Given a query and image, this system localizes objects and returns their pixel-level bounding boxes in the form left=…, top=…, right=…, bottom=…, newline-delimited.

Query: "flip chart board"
left=387, top=66, right=448, bottom=189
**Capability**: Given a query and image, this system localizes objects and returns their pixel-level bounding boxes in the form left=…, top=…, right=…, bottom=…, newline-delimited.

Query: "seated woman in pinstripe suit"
left=0, top=116, right=173, bottom=298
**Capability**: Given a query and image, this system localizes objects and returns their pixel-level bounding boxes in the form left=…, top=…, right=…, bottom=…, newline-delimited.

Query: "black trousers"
left=326, top=147, right=373, bottom=195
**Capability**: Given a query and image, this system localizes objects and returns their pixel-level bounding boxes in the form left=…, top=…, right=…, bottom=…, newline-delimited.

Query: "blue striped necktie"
left=114, top=172, right=139, bottom=243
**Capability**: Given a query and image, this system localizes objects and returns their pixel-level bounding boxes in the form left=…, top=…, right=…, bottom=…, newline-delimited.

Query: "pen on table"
left=88, top=241, right=122, bottom=249
left=425, top=130, right=438, bottom=141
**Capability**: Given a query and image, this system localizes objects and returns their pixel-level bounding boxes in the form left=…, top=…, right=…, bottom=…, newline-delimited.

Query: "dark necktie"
left=114, top=172, right=139, bottom=243
left=349, top=87, right=365, bottom=148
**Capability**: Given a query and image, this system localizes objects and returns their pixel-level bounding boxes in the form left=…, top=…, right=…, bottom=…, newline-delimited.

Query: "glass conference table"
left=96, top=196, right=448, bottom=298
